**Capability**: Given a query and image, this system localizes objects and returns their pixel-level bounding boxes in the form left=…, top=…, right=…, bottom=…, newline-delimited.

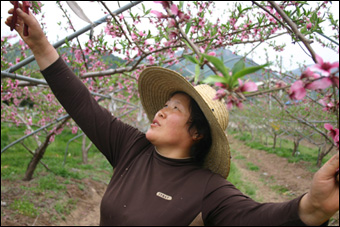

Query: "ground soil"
left=1, top=135, right=339, bottom=226
left=228, top=135, right=339, bottom=226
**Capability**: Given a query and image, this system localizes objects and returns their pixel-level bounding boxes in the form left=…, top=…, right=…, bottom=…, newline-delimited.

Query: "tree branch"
left=268, top=1, right=317, bottom=63
left=57, top=2, right=89, bottom=70
left=252, top=1, right=293, bottom=34
left=99, top=1, right=146, bottom=56
left=164, top=6, right=220, bottom=78
left=272, top=95, right=334, bottom=145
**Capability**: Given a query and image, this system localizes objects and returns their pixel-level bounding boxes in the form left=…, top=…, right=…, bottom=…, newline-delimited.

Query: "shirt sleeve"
left=202, top=174, right=317, bottom=226
left=40, top=57, right=146, bottom=168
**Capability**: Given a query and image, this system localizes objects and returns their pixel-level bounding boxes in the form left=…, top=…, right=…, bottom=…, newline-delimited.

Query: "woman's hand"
left=5, top=1, right=59, bottom=70
left=299, top=152, right=339, bottom=226
left=6, top=2, right=46, bottom=52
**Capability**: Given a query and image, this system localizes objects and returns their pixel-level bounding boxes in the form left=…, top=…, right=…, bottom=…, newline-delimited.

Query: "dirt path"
left=228, top=135, right=314, bottom=198
left=228, top=135, right=339, bottom=225
left=54, top=136, right=338, bottom=226
left=57, top=178, right=106, bottom=226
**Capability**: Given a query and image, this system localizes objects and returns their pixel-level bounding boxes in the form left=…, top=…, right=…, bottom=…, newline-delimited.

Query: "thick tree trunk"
left=273, top=133, right=277, bottom=149
left=292, top=139, right=299, bottom=156
left=317, top=144, right=334, bottom=168
left=23, top=139, right=49, bottom=181
left=23, top=117, right=70, bottom=181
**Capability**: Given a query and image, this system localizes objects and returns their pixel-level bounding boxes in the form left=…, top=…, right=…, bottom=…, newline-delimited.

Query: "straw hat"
left=138, top=66, right=230, bottom=179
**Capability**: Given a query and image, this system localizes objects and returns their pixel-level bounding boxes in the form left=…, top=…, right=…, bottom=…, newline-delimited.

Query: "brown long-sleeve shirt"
left=41, top=57, right=314, bottom=226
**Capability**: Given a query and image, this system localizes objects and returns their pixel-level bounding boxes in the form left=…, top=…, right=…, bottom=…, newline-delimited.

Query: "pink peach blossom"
left=237, top=79, right=258, bottom=93
left=289, top=80, right=306, bottom=100
left=309, top=55, right=339, bottom=77
left=306, top=22, right=312, bottom=30
left=170, top=4, right=179, bottom=16
left=150, top=10, right=164, bottom=19
left=324, top=123, right=339, bottom=147
left=213, top=89, right=227, bottom=101
left=304, top=77, right=332, bottom=90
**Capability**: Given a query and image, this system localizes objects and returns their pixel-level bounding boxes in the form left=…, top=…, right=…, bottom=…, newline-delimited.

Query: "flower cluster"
left=289, top=55, right=339, bottom=100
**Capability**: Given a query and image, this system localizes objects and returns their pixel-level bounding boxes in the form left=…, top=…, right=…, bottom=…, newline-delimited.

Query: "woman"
left=5, top=4, right=339, bottom=226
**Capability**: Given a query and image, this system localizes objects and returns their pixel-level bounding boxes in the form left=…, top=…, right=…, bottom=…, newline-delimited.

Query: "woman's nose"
left=157, top=109, right=166, bottom=118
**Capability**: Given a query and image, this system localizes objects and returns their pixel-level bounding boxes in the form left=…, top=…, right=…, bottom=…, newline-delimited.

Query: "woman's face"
left=146, top=93, right=195, bottom=153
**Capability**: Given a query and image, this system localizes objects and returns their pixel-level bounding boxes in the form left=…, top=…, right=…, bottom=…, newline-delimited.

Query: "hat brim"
left=138, top=67, right=230, bottom=178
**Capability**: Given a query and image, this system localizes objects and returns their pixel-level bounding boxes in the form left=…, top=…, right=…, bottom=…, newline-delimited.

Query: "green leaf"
left=185, top=22, right=192, bottom=34
left=183, top=55, right=198, bottom=64
left=241, top=7, right=252, bottom=13
left=194, top=64, right=200, bottom=84
left=296, top=6, right=301, bottom=17
left=179, top=1, right=184, bottom=10
left=206, top=39, right=214, bottom=53
left=257, top=15, right=263, bottom=25
left=300, top=27, right=307, bottom=35
left=203, top=75, right=229, bottom=85
left=202, top=54, right=229, bottom=78
left=231, top=63, right=270, bottom=85
left=183, top=40, right=194, bottom=52
left=142, top=3, right=145, bottom=13
left=232, top=59, right=245, bottom=76
left=64, top=37, right=70, bottom=48
left=211, top=26, right=218, bottom=37
left=237, top=4, right=242, bottom=13
left=311, top=12, right=317, bottom=23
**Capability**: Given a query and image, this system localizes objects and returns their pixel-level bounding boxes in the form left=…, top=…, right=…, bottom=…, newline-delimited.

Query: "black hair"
left=171, top=92, right=212, bottom=166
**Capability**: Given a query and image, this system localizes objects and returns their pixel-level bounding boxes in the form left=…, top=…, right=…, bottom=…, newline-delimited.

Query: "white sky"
left=1, top=1, right=339, bottom=72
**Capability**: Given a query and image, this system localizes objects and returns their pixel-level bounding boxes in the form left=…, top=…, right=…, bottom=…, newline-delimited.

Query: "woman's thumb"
left=16, top=8, right=30, bottom=22
left=321, top=152, right=339, bottom=178
left=17, top=8, right=25, bottom=16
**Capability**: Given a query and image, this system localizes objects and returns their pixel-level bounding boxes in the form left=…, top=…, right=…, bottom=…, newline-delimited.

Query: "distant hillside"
left=5, top=42, right=315, bottom=84
left=3, top=43, right=125, bottom=73
left=167, top=48, right=270, bottom=83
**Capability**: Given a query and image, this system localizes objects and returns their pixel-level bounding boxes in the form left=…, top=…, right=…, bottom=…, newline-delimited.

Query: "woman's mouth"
left=151, top=119, right=161, bottom=127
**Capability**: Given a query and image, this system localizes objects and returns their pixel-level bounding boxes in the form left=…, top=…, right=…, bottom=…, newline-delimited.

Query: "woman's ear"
left=192, top=132, right=203, bottom=142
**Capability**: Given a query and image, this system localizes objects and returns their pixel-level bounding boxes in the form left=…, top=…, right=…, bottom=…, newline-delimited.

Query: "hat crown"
left=194, top=85, right=229, bottom=130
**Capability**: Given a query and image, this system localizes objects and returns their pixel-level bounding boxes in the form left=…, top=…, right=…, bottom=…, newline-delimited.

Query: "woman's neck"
left=155, top=146, right=191, bottom=159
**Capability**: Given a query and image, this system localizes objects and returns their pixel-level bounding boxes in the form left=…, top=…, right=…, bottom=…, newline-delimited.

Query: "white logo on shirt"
left=156, top=192, right=172, bottom=201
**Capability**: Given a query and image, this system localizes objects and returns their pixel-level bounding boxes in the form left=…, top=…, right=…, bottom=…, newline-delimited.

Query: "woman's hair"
left=171, top=92, right=212, bottom=166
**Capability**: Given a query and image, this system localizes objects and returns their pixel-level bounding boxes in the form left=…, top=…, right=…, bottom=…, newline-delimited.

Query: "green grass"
left=246, top=162, right=260, bottom=172
left=228, top=161, right=257, bottom=198
left=270, top=185, right=290, bottom=194
left=10, top=197, right=39, bottom=218
left=233, top=131, right=333, bottom=169
left=1, top=122, right=112, bottom=223
left=1, top=123, right=112, bottom=180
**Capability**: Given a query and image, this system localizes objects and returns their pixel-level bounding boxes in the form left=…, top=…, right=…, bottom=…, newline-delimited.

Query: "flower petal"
left=170, top=4, right=179, bottom=16
left=331, top=61, right=339, bottom=69
left=289, top=80, right=306, bottom=100
left=151, top=10, right=164, bottom=18
left=301, top=68, right=320, bottom=80
left=241, top=81, right=258, bottom=92
left=324, top=123, right=333, bottom=131
left=305, top=77, right=332, bottom=90
left=315, top=54, right=324, bottom=65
